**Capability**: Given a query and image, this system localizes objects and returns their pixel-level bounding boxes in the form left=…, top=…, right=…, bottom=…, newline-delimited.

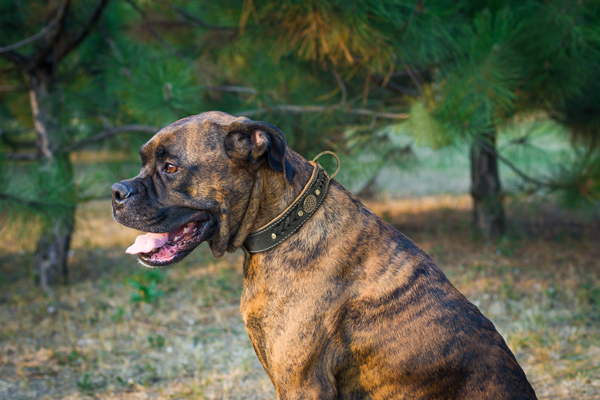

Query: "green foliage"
left=497, top=119, right=565, bottom=173
left=76, top=371, right=105, bottom=394
left=77, top=372, right=93, bottom=393
left=255, top=0, right=395, bottom=72
left=68, top=349, right=82, bottom=364
left=0, top=157, right=76, bottom=238
left=1, top=0, right=599, bottom=270
left=554, top=80, right=600, bottom=146
left=334, top=123, right=417, bottom=190
left=129, top=270, right=165, bottom=304
left=147, top=333, right=166, bottom=349
left=111, top=307, right=125, bottom=322
left=549, top=148, right=600, bottom=208
left=403, top=101, right=455, bottom=149
left=428, top=7, right=522, bottom=136
left=514, top=0, right=600, bottom=106
left=116, top=55, right=204, bottom=127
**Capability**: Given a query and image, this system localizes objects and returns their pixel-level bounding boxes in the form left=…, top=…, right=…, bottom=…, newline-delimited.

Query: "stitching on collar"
left=243, top=162, right=330, bottom=253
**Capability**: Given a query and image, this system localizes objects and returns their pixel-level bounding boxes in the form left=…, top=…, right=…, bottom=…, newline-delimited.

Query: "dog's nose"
left=111, top=181, right=137, bottom=204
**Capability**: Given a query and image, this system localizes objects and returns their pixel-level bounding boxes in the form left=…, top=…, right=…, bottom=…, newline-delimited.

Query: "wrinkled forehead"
left=140, top=112, right=242, bottom=165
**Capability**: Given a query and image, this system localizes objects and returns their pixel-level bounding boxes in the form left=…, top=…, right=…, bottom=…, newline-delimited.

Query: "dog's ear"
left=224, top=119, right=296, bottom=183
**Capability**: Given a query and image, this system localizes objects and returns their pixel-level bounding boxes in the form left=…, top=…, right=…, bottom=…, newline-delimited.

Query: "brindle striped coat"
left=115, top=112, right=537, bottom=399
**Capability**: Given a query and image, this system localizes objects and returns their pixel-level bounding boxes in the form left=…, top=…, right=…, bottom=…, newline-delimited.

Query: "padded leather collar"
left=243, top=162, right=330, bottom=253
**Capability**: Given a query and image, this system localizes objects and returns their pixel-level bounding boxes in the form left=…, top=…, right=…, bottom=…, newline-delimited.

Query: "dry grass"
left=0, top=196, right=599, bottom=399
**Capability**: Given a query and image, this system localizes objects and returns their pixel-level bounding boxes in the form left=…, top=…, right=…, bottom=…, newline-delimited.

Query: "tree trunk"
left=470, top=131, right=505, bottom=238
left=28, top=64, right=75, bottom=288
left=357, top=170, right=380, bottom=200
left=35, top=207, right=74, bottom=287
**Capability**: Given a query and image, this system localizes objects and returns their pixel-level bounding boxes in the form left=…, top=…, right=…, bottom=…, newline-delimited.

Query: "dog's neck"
left=253, top=151, right=314, bottom=231
left=227, top=150, right=313, bottom=252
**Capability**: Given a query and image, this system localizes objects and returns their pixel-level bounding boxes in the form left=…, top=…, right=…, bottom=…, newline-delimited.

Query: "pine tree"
left=0, top=0, right=111, bottom=288
left=2, top=0, right=598, bottom=289
left=134, top=0, right=600, bottom=237
left=421, top=1, right=600, bottom=236
left=0, top=0, right=159, bottom=288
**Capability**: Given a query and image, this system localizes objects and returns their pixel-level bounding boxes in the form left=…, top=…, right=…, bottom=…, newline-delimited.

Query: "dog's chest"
left=239, top=262, right=341, bottom=381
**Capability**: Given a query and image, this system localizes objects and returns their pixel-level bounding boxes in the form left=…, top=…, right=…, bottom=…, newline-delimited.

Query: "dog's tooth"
left=183, top=226, right=190, bottom=234
left=173, top=235, right=181, bottom=242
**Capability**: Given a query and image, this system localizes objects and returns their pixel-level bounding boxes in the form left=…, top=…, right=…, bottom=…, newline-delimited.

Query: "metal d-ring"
left=312, top=151, right=341, bottom=179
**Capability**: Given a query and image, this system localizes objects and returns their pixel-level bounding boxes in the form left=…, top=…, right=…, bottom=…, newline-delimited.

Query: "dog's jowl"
left=112, top=111, right=537, bottom=399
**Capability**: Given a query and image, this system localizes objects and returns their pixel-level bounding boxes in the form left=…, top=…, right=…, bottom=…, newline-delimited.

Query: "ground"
left=0, top=194, right=599, bottom=399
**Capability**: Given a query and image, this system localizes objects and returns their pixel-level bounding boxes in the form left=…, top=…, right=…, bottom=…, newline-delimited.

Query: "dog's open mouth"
left=125, top=212, right=216, bottom=267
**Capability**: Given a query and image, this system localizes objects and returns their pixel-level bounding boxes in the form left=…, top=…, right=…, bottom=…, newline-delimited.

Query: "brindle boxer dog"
left=112, top=111, right=537, bottom=399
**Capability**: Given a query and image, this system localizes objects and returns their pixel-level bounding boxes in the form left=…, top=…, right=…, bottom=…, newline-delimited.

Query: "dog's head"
left=111, top=111, right=295, bottom=267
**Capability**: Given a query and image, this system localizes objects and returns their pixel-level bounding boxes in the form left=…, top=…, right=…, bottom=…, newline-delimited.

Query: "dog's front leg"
left=244, top=320, right=339, bottom=400
left=252, top=339, right=339, bottom=400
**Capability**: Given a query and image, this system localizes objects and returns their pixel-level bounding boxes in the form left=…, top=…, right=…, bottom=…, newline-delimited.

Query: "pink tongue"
left=126, top=232, right=169, bottom=254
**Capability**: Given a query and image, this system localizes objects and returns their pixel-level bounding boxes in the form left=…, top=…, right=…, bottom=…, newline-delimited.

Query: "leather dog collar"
left=243, top=152, right=339, bottom=253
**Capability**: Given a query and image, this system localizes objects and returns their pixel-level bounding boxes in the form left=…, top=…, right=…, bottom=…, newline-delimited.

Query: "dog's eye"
left=165, top=163, right=179, bottom=174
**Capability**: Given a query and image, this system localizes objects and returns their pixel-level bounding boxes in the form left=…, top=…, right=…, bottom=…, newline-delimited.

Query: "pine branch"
left=5, top=153, right=40, bottom=161
left=99, top=24, right=124, bottom=62
left=398, top=0, right=425, bottom=35
left=64, top=124, right=158, bottom=151
left=164, top=3, right=238, bottom=31
left=475, top=135, right=550, bottom=188
left=372, top=74, right=417, bottom=96
left=237, top=105, right=409, bottom=120
left=401, top=60, right=423, bottom=92
left=0, top=129, right=36, bottom=149
left=333, top=70, right=347, bottom=105
left=0, top=191, right=68, bottom=210
left=125, top=0, right=186, bottom=60
left=5, top=125, right=158, bottom=156
left=204, top=85, right=257, bottom=94
left=31, top=0, right=71, bottom=66
left=0, top=85, right=26, bottom=92
left=57, top=0, right=110, bottom=60
left=0, top=0, right=68, bottom=56
left=0, top=46, right=27, bottom=65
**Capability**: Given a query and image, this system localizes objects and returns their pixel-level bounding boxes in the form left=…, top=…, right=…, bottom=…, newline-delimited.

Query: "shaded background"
left=0, top=1, right=599, bottom=398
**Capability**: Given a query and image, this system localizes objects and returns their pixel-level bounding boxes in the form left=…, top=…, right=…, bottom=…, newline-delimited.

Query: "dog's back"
left=332, top=212, right=536, bottom=399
